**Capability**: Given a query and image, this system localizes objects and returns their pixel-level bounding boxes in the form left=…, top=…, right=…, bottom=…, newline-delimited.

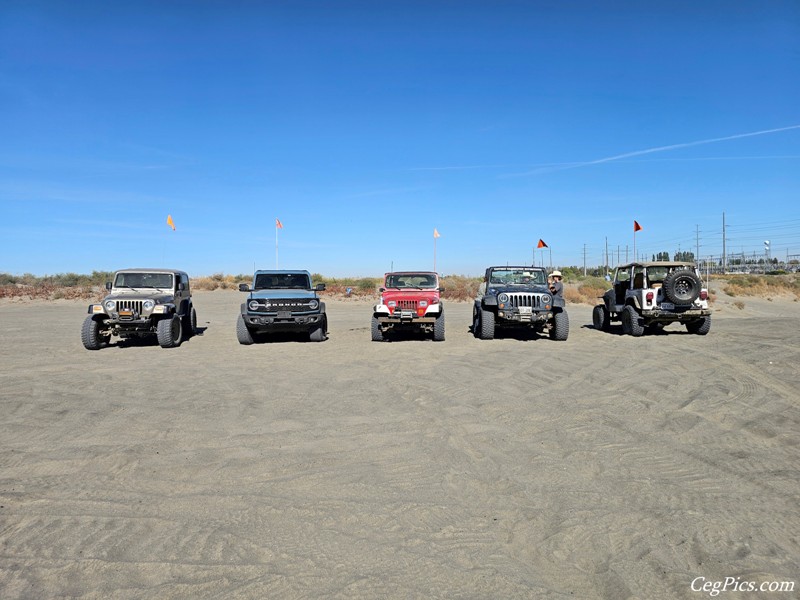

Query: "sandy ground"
left=0, top=289, right=798, bottom=599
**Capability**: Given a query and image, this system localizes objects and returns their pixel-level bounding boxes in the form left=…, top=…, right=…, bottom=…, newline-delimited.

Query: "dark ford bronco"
left=594, top=261, right=711, bottom=336
left=473, top=266, right=568, bottom=340
left=237, top=270, right=327, bottom=343
left=82, top=268, right=196, bottom=349
left=371, top=271, right=444, bottom=341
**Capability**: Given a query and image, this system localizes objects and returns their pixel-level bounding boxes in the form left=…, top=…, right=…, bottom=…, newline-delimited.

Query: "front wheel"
left=549, top=310, right=569, bottom=341
left=371, top=316, right=384, bottom=341
left=592, top=304, right=609, bottom=331
left=157, top=315, right=183, bottom=348
left=479, top=308, right=495, bottom=340
left=81, top=316, right=108, bottom=350
left=309, top=318, right=326, bottom=342
left=433, top=311, right=445, bottom=341
left=236, top=314, right=255, bottom=345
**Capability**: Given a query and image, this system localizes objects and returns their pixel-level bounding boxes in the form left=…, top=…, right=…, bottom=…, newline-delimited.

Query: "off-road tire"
left=549, top=310, right=570, bottom=341
left=592, top=304, right=610, bottom=331
left=371, top=315, right=384, bottom=341
left=622, top=305, right=645, bottom=337
left=81, top=316, right=107, bottom=350
left=433, top=311, right=445, bottom=341
left=686, top=316, right=711, bottom=335
left=663, top=269, right=701, bottom=305
left=183, top=307, right=197, bottom=337
left=309, top=322, right=326, bottom=342
left=236, top=314, right=255, bottom=345
left=157, top=315, right=183, bottom=348
left=479, top=308, right=495, bottom=340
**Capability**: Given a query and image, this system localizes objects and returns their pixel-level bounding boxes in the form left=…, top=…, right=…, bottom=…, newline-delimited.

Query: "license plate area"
left=519, top=306, right=533, bottom=315
left=660, top=302, right=674, bottom=310
left=277, top=311, right=291, bottom=319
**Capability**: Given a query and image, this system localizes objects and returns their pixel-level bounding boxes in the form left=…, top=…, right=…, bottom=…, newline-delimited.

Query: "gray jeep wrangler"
left=473, top=266, right=569, bottom=340
left=237, top=270, right=327, bottom=344
left=82, top=268, right=196, bottom=350
left=594, top=261, right=711, bottom=336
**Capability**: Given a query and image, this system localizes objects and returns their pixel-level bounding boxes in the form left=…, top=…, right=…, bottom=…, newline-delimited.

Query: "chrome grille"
left=507, top=294, right=541, bottom=309
left=397, top=300, right=418, bottom=310
left=115, top=299, right=143, bottom=313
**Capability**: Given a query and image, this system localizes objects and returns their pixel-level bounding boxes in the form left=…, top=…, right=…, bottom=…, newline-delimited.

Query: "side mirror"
left=105, top=282, right=112, bottom=290
left=238, top=283, right=251, bottom=292
left=315, top=283, right=326, bottom=291
left=439, top=288, right=446, bottom=293
left=177, top=282, right=185, bottom=291
left=378, top=287, right=386, bottom=293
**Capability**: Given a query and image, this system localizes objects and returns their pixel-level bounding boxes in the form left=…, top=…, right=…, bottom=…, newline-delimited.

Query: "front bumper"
left=244, top=313, right=324, bottom=331
left=497, top=308, right=553, bottom=324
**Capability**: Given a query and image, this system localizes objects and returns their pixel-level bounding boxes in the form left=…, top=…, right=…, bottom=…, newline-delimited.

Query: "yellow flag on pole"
left=166, top=215, right=176, bottom=231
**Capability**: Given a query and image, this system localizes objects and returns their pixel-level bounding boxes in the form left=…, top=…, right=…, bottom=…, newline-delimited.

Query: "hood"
left=250, top=289, right=317, bottom=300
left=105, top=291, right=175, bottom=302
left=488, top=283, right=550, bottom=295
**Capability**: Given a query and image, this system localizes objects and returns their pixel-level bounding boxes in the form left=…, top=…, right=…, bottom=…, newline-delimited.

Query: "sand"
left=0, top=290, right=798, bottom=599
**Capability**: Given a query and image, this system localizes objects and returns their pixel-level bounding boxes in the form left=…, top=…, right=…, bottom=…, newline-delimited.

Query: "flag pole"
left=275, top=222, right=279, bottom=269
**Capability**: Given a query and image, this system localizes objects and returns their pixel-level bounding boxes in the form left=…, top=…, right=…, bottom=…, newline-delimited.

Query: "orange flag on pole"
left=433, top=228, right=440, bottom=238
left=537, top=239, right=548, bottom=248
left=276, top=218, right=283, bottom=229
left=166, top=215, right=176, bottom=231
left=634, top=220, right=643, bottom=232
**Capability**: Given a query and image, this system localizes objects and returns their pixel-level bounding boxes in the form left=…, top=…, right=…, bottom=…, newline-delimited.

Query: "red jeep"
left=371, top=271, right=445, bottom=341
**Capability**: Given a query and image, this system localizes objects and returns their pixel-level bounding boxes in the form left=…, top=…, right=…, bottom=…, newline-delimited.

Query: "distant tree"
left=674, top=251, right=695, bottom=262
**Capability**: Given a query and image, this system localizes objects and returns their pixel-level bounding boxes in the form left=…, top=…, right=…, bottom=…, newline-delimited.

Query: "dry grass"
left=722, top=275, right=800, bottom=299
left=733, top=301, right=746, bottom=310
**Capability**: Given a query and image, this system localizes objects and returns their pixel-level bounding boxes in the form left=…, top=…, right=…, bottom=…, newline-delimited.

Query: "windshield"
left=385, top=273, right=437, bottom=289
left=254, top=273, right=310, bottom=290
left=114, top=272, right=174, bottom=289
left=488, top=269, right=546, bottom=286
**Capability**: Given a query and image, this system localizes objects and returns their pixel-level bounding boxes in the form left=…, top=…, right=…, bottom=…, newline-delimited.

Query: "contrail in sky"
left=515, top=124, right=800, bottom=176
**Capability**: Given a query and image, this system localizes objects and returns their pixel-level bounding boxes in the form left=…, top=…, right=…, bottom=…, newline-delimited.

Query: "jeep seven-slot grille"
left=507, top=294, right=542, bottom=309
left=115, top=299, right=143, bottom=313
left=256, top=298, right=317, bottom=313
left=397, top=300, right=418, bottom=310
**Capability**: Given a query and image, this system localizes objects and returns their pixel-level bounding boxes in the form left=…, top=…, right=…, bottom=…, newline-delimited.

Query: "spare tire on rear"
left=662, top=269, right=701, bottom=305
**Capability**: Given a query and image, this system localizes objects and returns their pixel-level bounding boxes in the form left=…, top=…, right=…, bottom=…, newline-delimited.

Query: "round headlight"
left=308, top=299, right=319, bottom=310
left=248, top=300, right=261, bottom=311
left=143, top=300, right=155, bottom=311
left=498, top=293, right=509, bottom=303
left=104, top=300, right=115, bottom=311
left=542, top=294, right=551, bottom=303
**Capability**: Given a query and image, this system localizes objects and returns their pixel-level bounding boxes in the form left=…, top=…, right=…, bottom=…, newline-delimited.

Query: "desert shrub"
left=733, top=301, right=746, bottom=310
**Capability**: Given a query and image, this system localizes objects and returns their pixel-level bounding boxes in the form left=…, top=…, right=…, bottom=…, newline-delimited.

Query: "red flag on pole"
left=633, top=220, right=643, bottom=232
left=276, top=218, right=283, bottom=229
left=537, top=239, right=548, bottom=249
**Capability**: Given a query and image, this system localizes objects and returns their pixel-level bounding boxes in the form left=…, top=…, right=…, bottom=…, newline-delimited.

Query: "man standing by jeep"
left=549, top=270, right=564, bottom=298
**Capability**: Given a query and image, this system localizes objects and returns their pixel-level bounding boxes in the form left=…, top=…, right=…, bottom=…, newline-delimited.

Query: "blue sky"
left=2, top=0, right=799, bottom=277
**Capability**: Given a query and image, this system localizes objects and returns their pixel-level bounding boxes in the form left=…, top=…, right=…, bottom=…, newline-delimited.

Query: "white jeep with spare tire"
left=594, top=261, right=711, bottom=336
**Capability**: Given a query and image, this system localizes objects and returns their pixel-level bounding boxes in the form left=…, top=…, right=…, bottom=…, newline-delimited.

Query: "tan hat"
left=550, top=270, right=562, bottom=278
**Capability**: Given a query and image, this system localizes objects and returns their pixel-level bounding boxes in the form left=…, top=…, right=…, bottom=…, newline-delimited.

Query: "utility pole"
left=625, top=245, right=629, bottom=263
left=722, top=212, right=727, bottom=274
left=695, top=224, right=700, bottom=264
left=582, top=244, right=587, bottom=276
left=605, top=237, right=609, bottom=275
